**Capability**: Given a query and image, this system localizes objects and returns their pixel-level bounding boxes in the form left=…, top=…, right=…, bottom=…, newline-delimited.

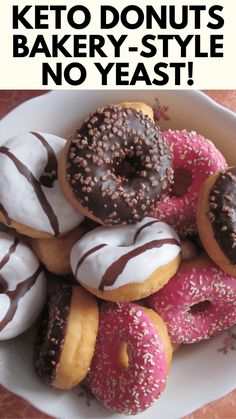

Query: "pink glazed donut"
left=147, top=255, right=236, bottom=344
left=150, top=130, right=227, bottom=237
left=89, top=302, right=172, bottom=415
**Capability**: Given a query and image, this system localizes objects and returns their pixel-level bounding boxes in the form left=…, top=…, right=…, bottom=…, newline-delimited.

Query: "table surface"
left=0, top=90, right=236, bottom=419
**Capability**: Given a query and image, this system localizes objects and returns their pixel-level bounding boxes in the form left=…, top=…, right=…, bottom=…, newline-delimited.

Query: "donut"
left=31, top=219, right=97, bottom=275
left=150, top=130, right=227, bottom=237
left=0, top=132, right=84, bottom=239
left=70, top=217, right=181, bottom=302
left=116, top=101, right=154, bottom=120
left=34, top=285, right=99, bottom=389
left=197, top=167, right=236, bottom=276
left=58, top=105, right=173, bottom=225
left=0, top=232, right=46, bottom=340
left=89, top=302, right=172, bottom=415
left=147, top=255, right=236, bottom=343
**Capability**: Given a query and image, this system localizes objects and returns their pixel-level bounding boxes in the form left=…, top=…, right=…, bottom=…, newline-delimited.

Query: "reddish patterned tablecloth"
left=0, top=90, right=236, bottom=419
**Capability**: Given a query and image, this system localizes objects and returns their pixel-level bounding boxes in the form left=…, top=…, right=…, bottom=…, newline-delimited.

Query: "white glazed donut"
left=71, top=217, right=181, bottom=301
left=0, top=132, right=84, bottom=238
left=0, top=232, right=46, bottom=340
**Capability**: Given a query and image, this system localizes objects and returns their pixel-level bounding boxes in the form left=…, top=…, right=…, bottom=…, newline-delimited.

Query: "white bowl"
left=0, top=90, right=236, bottom=419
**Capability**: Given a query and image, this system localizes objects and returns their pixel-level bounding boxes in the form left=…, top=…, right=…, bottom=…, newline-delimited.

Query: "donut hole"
left=171, top=168, right=193, bottom=197
left=40, top=171, right=57, bottom=188
left=189, top=300, right=212, bottom=315
left=117, top=341, right=129, bottom=368
left=181, top=239, right=198, bottom=261
left=113, top=155, right=140, bottom=180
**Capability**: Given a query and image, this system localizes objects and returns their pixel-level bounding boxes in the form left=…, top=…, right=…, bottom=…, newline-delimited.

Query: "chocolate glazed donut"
left=34, top=285, right=99, bottom=389
left=59, top=106, right=173, bottom=225
left=197, top=167, right=236, bottom=276
left=209, top=167, right=236, bottom=264
left=34, top=286, right=72, bottom=385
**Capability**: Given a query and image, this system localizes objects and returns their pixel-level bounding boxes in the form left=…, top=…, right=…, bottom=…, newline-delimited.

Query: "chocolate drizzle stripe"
left=99, top=238, right=179, bottom=291
left=0, top=146, right=59, bottom=236
left=0, top=203, right=11, bottom=225
left=0, top=275, right=8, bottom=294
left=75, top=243, right=107, bottom=278
left=133, top=220, right=160, bottom=243
left=0, top=265, right=42, bottom=331
left=30, top=132, right=58, bottom=175
left=0, top=238, right=18, bottom=270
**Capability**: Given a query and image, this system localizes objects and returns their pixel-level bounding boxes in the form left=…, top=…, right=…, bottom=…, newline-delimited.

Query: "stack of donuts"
left=0, top=101, right=236, bottom=416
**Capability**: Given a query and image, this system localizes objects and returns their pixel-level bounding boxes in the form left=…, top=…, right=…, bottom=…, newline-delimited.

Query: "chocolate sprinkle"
left=209, top=167, right=236, bottom=264
left=34, top=285, right=72, bottom=385
left=66, top=106, right=173, bottom=225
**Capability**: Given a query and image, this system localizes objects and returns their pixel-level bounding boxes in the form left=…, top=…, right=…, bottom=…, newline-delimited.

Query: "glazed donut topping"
left=150, top=129, right=227, bottom=237
left=66, top=106, right=173, bottom=225
left=208, top=167, right=236, bottom=264
left=0, top=232, right=46, bottom=340
left=0, top=132, right=84, bottom=237
left=71, top=217, right=181, bottom=294
left=0, top=262, right=42, bottom=332
left=89, top=302, right=170, bottom=415
left=147, top=256, right=236, bottom=343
